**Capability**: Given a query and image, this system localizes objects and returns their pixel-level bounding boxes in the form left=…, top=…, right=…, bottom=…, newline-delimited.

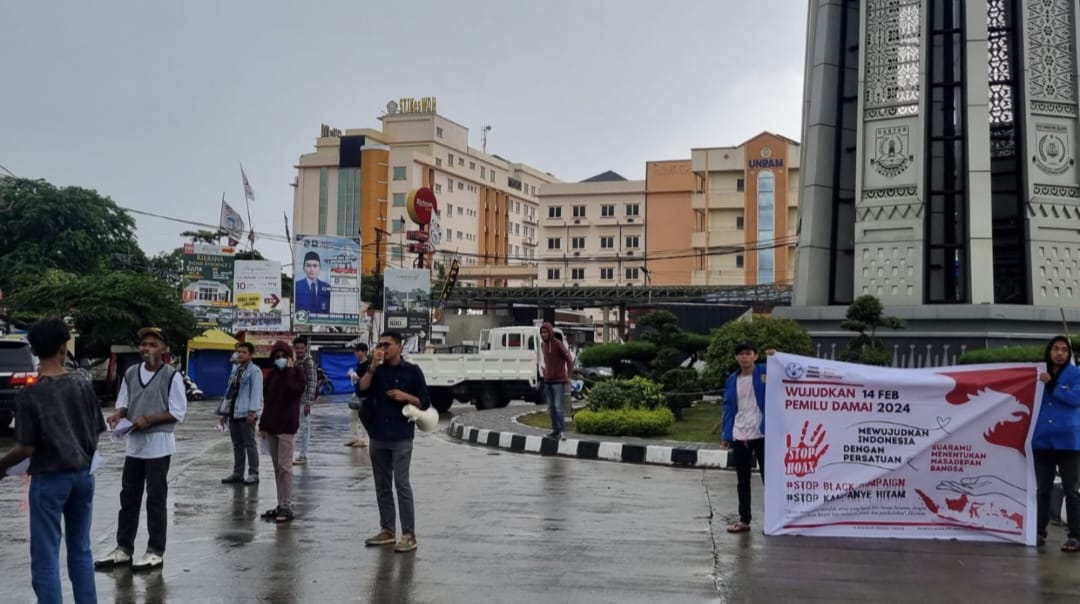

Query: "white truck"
left=409, top=325, right=564, bottom=412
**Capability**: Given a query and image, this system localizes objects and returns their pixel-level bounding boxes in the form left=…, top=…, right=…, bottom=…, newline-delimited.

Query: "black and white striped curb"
left=446, top=415, right=737, bottom=469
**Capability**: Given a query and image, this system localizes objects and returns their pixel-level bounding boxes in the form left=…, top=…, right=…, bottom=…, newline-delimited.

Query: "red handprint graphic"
left=784, top=420, right=829, bottom=477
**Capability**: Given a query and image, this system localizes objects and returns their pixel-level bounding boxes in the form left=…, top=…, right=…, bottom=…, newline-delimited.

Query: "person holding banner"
left=721, top=341, right=772, bottom=534
left=1034, top=335, right=1080, bottom=551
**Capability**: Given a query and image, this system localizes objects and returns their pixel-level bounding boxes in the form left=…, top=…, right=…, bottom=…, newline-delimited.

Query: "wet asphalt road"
left=0, top=399, right=1079, bottom=603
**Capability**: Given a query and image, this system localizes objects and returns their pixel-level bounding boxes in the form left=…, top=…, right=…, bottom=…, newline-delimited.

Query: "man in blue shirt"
left=295, top=251, right=331, bottom=314
left=1034, top=335, right=1080, bottom=551
left=357, top=331, right=431, bottom=553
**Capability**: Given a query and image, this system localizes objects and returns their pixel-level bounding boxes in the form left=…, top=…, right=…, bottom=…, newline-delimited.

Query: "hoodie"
left=1033, top=336, right=1080, bottom=451
left=259, top=341, right=308, bottom=435
left=540, top=322, right=574, bottom=383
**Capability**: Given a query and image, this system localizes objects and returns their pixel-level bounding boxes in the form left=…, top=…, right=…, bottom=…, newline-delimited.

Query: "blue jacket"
left=722, top=364, right=767, bottom=442
left=227, top=362, right=263, bottom=418
left=361, top=360, right=431, bottom=442
left=295, top=279, right=331, bottom=314
left=1033, top=363, right=1080, bottom=451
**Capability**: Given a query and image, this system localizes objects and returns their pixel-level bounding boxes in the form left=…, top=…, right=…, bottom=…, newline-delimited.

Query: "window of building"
left=392, top=166, right=407, bottom=181
left=446, top=229, right=453, bottom=241
left=458, top=206, right=464, bottom=215
left=436, top=158, right=442, bottom=167
left=625, top=267, right=640, bottom=280
left=447, top=177, right=453, bottom=190
left=447, top=203, right=453, bottom=216
left=448, top=153, right=454, bottom=166
left=435, top=184, right=442, bottom=193
left=600, top=236, right=614, bottom=249
left=736, top=178, right=745, bottom=192
left=625, top=235, right=640, bottom=248
left=392, top=247, right=403, bottom=261
left=572, top=237, right=586, bottom=249
left=549, top=206, right=562, bottom=218
left=531, top=185, right=536, bottom=196
left=436, top=126, right=444, bottom=138
left=480, top=166, right=486, bottom=178
left=572, top=205, right=586, bottom=218
left=458, top=157, right=465, bottom=166
left=514, top=223, right=521, bottom=235
left=601, top=204, right=615, bottom=217
left=547, top=237, right=561, bottom=250
left=736, top=254, right=744, bottom=269
left=547, top=268, right=560, bottom=280
left=392, top=192, right=406, bottom=207
left=458, top=181, right=464, bottom=190
left=571, top=268, right=585, bottom=280
left=600, top=268, right=614, bottom=280
left=490, top=171, right=495, bottom=183
left=757, top=170, right=775, bottom=284
left=626, top=203, right=640, bottom=216
left=736, top=215, right=744, bottom=230
left=392, top=220, right=405, bottom=234
left=470, top=161, right=476, bottom=170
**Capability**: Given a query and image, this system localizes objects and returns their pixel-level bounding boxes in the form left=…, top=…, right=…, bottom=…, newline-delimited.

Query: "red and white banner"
left=764, top=353, right=1043, bottom=545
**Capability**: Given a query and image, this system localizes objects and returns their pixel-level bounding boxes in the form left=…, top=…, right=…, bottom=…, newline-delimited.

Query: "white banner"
left=233, top=260, right=289, bottom=332
left=764, top=353, right=1042, bottom=545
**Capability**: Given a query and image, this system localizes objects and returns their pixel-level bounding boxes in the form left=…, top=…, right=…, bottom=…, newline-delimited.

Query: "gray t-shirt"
left=15, top=369, right=107, bottom=475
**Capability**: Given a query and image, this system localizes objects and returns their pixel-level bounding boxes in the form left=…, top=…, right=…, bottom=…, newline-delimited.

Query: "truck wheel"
left=475, top=386, right=499, bottom=411
left=431, top=388, right=454, bottom=413
left=495, top=397, right=511, bottom=408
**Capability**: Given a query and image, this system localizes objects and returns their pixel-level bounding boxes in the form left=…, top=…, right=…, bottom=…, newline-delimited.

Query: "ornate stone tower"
left=795, top=0, right=1080, bottom=309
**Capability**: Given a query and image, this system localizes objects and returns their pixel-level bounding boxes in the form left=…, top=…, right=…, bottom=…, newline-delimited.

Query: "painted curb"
left=446, top=415, right=738, bottom=470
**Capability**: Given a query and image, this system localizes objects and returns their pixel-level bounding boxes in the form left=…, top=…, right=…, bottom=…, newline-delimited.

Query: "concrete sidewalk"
left=447, top=403, right=737, bottom=469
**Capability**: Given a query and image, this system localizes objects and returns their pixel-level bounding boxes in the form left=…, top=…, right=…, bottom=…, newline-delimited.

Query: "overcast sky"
left=2, top=0, right=807, bottom=271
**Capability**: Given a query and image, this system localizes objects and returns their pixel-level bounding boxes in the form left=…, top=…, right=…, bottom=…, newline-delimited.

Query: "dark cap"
left=734, top=341, right=757, bottom=354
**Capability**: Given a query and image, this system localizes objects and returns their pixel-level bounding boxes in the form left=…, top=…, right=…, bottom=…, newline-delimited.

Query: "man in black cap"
left=95, top=327, right=187, bottom=571
left=295, top=251, right=331, bottom=313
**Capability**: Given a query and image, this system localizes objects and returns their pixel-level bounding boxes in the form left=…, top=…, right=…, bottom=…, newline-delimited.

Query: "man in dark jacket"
left=1034, top=335, right=1080, bottom=550
left=540, top=322, right=574, bottom=440
left=357, top=331, right=431, bottom=553
left=258, top=341, right=307, bottom=523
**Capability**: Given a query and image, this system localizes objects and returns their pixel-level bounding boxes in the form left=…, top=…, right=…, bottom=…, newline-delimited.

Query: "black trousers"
left=733, top=438, right=766, bottom=524
left=117, top=456, right=171, bottom=555
left=1034, top=449, right=1080, bottom=540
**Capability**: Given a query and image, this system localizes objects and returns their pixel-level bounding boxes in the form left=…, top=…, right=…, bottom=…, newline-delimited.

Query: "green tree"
left=703, top=317, right=812, bottom=386
left=6, top=270, right=199, bottom=358
left=840, top=295, right=904, bottom=366
left=149, top=248, right=184, bottom=292
left=0, top=177, right=145, bottom=295
left=181, top=229, right=226, bottom=244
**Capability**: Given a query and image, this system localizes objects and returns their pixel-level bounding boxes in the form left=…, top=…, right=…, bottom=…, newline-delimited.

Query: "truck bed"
left=410, top=350, right=537, bottom=388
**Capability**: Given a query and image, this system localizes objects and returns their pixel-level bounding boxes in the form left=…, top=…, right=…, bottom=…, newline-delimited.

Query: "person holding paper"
left=95, top=327, right=187, bottom=572
left=0, top=318, right=106, bottom=603
left=218, top=342, right=263, bottom=484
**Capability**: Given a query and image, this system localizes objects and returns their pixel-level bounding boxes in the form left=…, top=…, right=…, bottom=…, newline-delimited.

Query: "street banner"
left=233, top=260, right=289, bottom=332
left=293, top=235, right=361, bottom=328
left=383, top=268, right=431, bottom=339
left=180, top=243, right=236, bottom=331
left=764, top=353, right=1042, bottom=545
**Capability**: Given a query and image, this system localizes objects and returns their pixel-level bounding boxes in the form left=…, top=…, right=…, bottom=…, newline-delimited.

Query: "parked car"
left=0, top=336, right=39, bottom=430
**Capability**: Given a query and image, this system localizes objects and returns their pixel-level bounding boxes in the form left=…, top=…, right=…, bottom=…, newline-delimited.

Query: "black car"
left=0, top=338, right=38, bottom=430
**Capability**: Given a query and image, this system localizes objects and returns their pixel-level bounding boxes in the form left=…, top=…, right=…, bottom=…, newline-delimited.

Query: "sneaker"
left=364, top=530, right=396, bottom=546
left=221, top=475, right=242, bottom=484
left=293, top=456, right=307, bottom=465
left=244, top=475, right=259, bottom=485
left=93, top=547, right=131, bottom=569
left=132, top=551, right=164, bottom=571
left=394, top=533, right=418, bottom=553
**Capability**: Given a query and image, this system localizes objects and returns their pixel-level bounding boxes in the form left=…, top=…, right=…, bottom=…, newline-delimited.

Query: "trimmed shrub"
left=704, top=317, right=812, bottom=386
left=585, top=376, right=665, bottom=412
left=957, top=345, right=1043, bottom=365
left=578, top=341, right=656, bottom=368
left=573, top=407, right=675, bottom=437
left=660, top=368, right=703, bottom=420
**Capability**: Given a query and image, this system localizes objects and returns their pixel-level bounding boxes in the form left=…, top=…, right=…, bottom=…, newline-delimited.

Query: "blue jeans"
left=296, top=409, right=312, bottom=457
left=29, top=470, right=97, bottom=604
left=544, top=382, right=567, bottom=435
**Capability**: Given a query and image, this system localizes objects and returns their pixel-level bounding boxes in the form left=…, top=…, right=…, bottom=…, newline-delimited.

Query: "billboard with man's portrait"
left=292, top=235, right=361, bottom=328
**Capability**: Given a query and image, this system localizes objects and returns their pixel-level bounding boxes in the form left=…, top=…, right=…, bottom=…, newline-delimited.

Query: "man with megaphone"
left=357, top=331, right=432, bottom=554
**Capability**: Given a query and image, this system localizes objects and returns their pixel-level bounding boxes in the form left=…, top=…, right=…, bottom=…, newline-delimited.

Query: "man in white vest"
left=94, top=327, right=187, bottom=571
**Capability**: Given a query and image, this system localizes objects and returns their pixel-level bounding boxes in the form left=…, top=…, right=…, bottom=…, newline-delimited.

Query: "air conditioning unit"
left=627, top=251, right=635, bottom=256
left=627, top=218, right=635, bottom=223
left=573, top=251, right=580, bottom=256
left=573, top=219, right=581, bottom=225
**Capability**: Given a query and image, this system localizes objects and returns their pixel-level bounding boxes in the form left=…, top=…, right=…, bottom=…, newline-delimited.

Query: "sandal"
left=261, top=506, right=280, bottom=520
left=726, top=521, right=751, bottom=533
left=274, top=508, right=295, bottom=523
left=1062, top=538, right=1080, bottom=553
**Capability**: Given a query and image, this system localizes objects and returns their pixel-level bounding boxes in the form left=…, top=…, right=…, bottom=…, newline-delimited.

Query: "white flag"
left=219, top=199, right=245, bottom=243
left=241, top=166, right=255, bottom=203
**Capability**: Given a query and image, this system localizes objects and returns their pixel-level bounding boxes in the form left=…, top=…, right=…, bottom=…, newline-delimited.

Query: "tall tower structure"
left=795, top=0, right=1080, bottom=308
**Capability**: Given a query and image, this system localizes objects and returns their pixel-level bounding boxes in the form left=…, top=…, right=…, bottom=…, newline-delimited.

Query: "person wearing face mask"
left=258, top=341, right=307, bottom=523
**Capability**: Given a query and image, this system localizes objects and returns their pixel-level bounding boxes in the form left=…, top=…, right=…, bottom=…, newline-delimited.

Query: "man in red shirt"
left=539, top=322, right=574, bottom=440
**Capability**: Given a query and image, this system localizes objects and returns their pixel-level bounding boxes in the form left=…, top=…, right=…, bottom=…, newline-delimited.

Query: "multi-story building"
left=644, top=160, right=696, bottom=286
left=690, top=132, right=800, bottom=286
left=538, top=172, right=646, bottom=341
left=291, top=97, right=555, bottom=285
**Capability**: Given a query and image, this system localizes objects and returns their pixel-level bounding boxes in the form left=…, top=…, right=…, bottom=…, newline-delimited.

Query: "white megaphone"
left=402, top=403, right=440, bottom=433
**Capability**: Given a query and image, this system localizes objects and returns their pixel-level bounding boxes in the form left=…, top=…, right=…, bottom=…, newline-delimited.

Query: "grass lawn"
left=518, top=402, right=723, bottom=444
